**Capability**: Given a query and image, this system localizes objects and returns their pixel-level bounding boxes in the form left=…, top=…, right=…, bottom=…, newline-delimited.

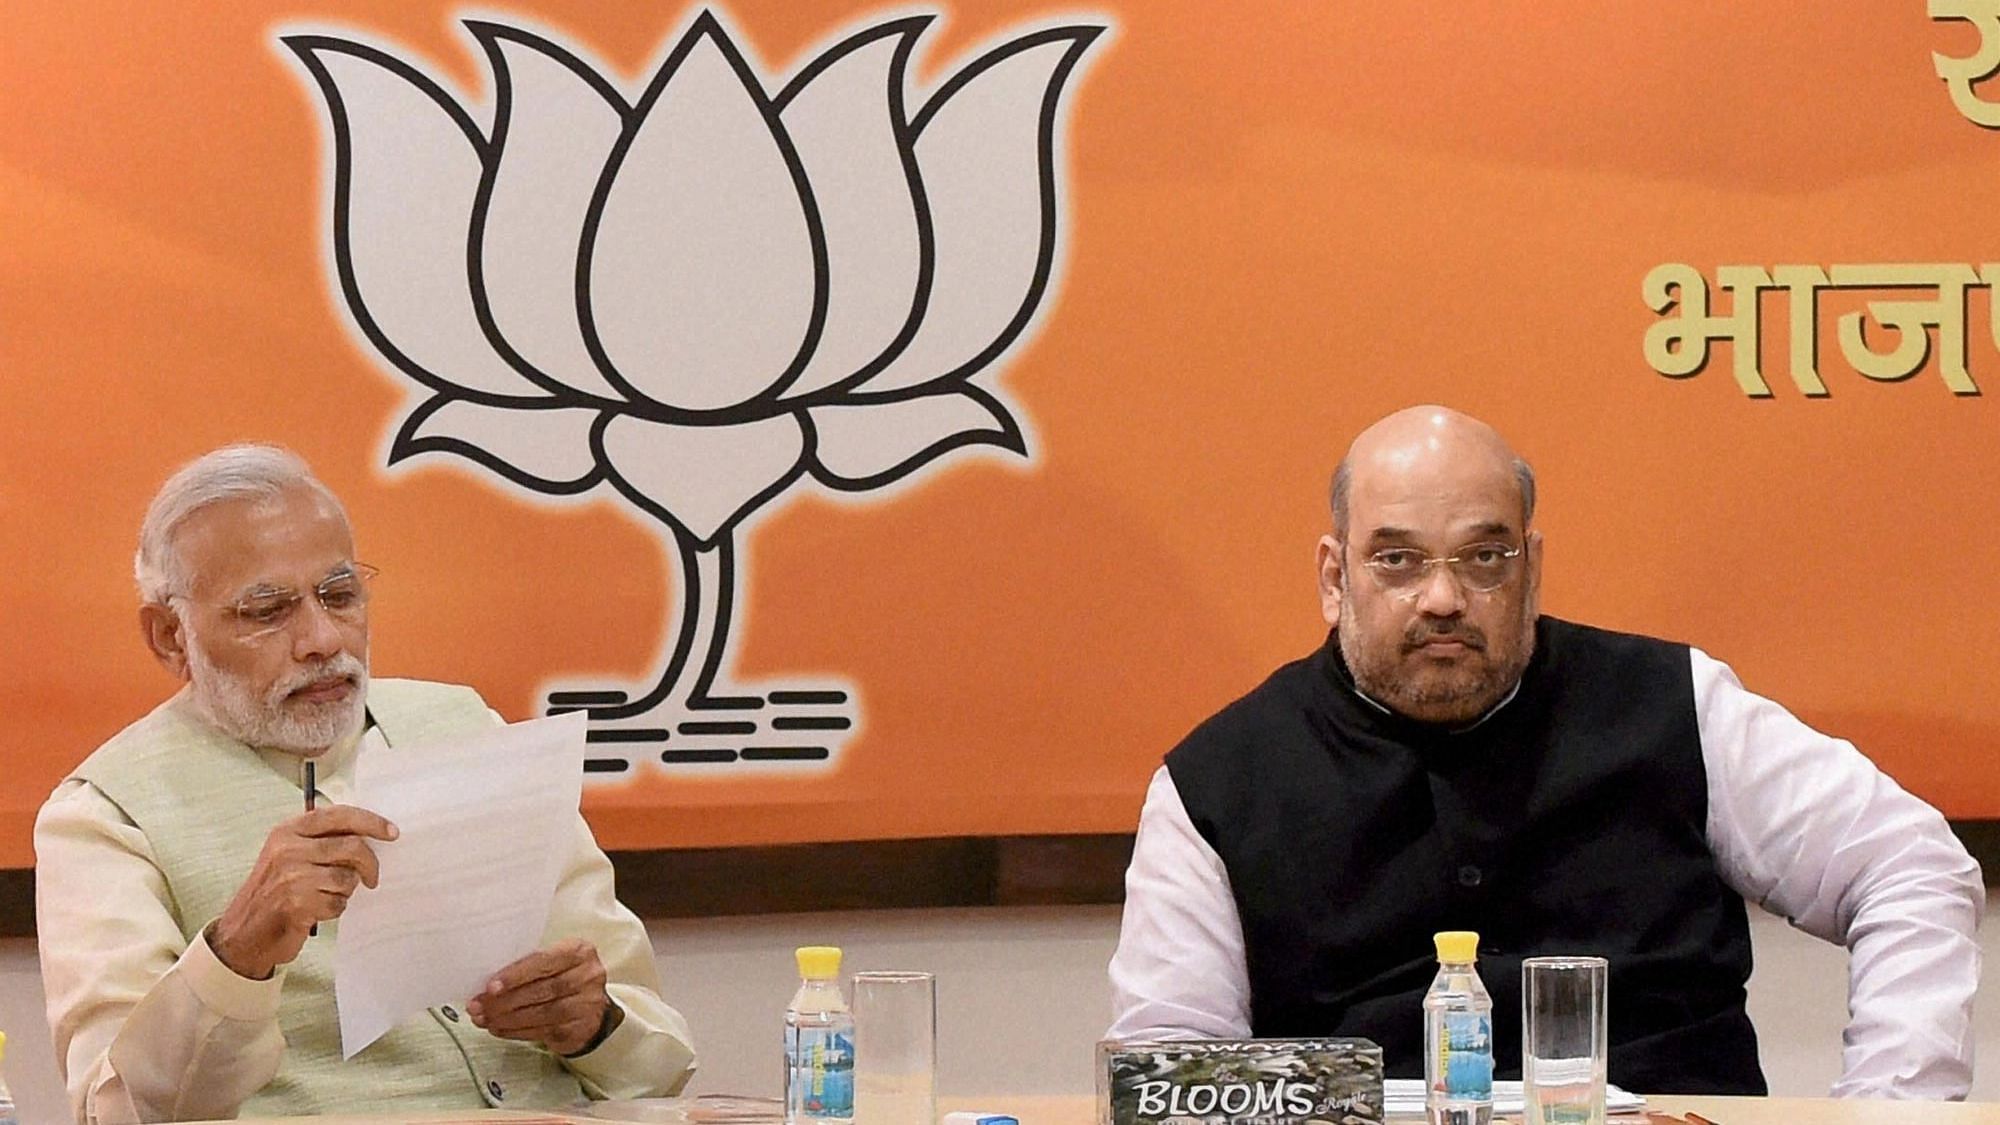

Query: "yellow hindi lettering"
left=1768, top=266, right=1831, bottom=397
left=1828, top=264, right=1981, bottom=395
left=1982, top=264, right=2000, bottom=360
left=1642, top=264, right=1773, bottom=397
left=1932, top=0, right=2000, bottom=128
left=1643, top=262, right=1989, bottom=397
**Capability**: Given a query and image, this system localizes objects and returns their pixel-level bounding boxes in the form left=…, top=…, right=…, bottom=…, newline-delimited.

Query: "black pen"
left=305, top=760, right=318, bottom=937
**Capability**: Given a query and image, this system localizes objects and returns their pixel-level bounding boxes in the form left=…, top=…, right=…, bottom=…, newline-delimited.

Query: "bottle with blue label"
left=1424, top=931, right=1494, bottom=1125
left=785, top=946, right=854, bottom=1125
left=0, top=1030, right=17, bottom=1125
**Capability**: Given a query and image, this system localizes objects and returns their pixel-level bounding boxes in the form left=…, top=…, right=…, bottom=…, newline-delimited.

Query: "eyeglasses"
left=171, top=563, right=378, bottom=643
left=1358, top=542, right=1522, bottom=595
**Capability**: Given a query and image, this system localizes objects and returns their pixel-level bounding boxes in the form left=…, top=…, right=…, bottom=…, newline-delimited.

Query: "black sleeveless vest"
left=1164, top=616, right=1765, bottom=1095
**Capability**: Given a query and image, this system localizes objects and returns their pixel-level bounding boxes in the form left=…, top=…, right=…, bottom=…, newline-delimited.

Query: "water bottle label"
left=1436, top=1011, right=1493, bottom=1098
left=786, top=1025, right=854, bottom=1116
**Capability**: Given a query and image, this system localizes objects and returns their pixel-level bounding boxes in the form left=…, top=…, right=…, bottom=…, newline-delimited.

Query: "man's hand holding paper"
left=37, top=448, right=696, bottom=1119
left=334, top=710, right=589, bottom=1057
left=470, top=937, right=623, bottom=1057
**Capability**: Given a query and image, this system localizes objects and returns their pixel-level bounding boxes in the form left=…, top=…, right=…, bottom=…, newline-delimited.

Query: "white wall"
left=4, top=902, right=1996, bottom=1123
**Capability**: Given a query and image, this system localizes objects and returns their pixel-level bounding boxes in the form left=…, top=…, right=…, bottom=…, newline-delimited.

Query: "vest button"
left=440, top=1005, right=459, bottom=1022
left=488, top=1079, right=505, bottom=1101
left=1457, top=864, right=1483, bottom=887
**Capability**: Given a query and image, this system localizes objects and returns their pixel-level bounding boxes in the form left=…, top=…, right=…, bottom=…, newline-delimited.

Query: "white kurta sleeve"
left=546, top=813, right=698, bottom=1098
left=468, top=705, right=695, bottom=1096
left=35, top=779, right=287, bottom=1125
left=1107, top=765, right=1253, bottom=1041
left=1693, top=649, right=1984, bottom=1099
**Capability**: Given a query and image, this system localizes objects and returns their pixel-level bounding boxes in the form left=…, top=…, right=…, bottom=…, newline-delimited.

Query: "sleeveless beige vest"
left=71, top=678, right=588, bottom=1114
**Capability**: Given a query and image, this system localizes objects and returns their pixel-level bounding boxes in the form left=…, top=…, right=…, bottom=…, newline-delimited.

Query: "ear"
left=139, top=602, right=192, bottom=680
left=1523, top=528, right=1545, bottom=615
left=1315, top=534, right=1345, bottom=627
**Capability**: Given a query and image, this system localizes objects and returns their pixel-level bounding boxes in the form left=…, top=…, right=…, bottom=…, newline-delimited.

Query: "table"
left=938, top=1094, right=2000, bottom=1123
left=209, top=1095, right=2000, bottom=1124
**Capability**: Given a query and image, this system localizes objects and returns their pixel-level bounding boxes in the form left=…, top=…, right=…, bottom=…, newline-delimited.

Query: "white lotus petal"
left=584, top=19, right=819, bottom=412
left=809, top=390, right=1022, bottom=488
left=472, top=26, right=627, bottom=400
left=595, top=411, right=807, bottom=544
left=775, top=21, right=926, bottom=399
left=390, top=397, right=602, bottom=490
left=859, top=31, right=1098, bottom=394
left=288, top=40, right=541, bottom=397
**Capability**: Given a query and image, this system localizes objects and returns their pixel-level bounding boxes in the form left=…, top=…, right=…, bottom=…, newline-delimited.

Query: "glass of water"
left=1521, top=956, right=1608, bottom=1125
left=852, top=971, right=936, bottom=1125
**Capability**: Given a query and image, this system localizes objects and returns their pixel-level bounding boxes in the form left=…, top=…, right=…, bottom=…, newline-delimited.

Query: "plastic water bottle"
left=784, top=946, right=854, bottom=1125
left=0, top=1030, right=18, bottom=1125
left=1424, top=931, right=1494, bottom=1125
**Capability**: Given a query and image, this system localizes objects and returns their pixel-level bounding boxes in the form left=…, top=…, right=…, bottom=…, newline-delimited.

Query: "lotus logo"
left=280, top=10, right=1103, bottom=772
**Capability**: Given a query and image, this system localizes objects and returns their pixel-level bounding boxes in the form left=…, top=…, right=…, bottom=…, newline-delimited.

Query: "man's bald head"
left=1329, top=406, right=1535, bottom=539
left=1315, top=405, right=1543, bottom=724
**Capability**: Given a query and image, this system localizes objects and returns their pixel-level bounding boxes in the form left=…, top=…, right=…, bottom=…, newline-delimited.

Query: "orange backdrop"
left=6, top=2, right=1999, bottom=869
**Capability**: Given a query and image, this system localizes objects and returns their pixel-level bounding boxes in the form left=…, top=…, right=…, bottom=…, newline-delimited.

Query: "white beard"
left=183, top=621, right=369, bottom=755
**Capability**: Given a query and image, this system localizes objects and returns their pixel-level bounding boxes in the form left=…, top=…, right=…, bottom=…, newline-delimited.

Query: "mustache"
left=1403, top=621, right=1487, bottom=652
left=271, top=653, right=367, bottom=702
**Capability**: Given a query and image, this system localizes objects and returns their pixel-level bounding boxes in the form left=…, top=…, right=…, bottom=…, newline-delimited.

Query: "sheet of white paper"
left=334, top=710, right=586, bottom=1057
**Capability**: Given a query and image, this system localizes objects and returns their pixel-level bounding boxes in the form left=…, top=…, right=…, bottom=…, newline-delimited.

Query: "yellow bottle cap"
left=1433, top=931, right=1480, bottom=963
left=795, top=946, right=843, bottom=980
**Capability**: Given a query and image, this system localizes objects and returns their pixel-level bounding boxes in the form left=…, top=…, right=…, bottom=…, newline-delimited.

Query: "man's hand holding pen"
left=206, top=804, right=400, bottom=980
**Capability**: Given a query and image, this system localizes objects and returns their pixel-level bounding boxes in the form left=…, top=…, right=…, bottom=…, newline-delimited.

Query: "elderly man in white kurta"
left=36, top=444, right=696, bottom=1124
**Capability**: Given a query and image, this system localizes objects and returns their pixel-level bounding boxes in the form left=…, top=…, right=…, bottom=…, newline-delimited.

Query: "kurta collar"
left=167, top=684, right=366, bottom=789
left=1321, top=624, right=1534, bottom=737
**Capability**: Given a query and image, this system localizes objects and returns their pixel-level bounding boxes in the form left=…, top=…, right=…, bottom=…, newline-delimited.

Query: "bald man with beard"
left=1107, top=406, right=1983, bottom=1099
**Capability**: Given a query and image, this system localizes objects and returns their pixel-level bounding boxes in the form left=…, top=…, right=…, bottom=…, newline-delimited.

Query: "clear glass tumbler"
left=852, top=971, right=936, bottom=1125
left=1521, top=956, right=1608, bottom=1125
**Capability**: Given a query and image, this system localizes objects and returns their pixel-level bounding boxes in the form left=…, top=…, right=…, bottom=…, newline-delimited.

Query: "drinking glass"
left=1521, top=956, right=1608, bottom=1125
left=852, top=971, right=936, bottom=1125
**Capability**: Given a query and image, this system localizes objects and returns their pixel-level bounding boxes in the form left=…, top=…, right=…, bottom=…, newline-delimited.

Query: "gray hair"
left=134, top=444, right=345, bottom=604
left=1328, top=456, right=1538, bottom=538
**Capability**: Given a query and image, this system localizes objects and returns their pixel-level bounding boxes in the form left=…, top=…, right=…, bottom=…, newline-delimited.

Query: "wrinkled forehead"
left=173, top=486, right=357, bottom=598
left=1348, top=445, right=1526, bottom=544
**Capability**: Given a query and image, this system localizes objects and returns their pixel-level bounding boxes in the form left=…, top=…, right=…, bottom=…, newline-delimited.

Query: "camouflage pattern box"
left=1098, top=1038, right=1385, bottom=1125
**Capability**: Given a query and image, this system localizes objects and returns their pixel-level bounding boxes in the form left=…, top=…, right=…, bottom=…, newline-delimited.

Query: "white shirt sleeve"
left=1693, top=648, right=1985, bottom=1100
left=1106, top=766, right=1252, bottom=1041
left=34, top=778, right=288, bottom=1125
